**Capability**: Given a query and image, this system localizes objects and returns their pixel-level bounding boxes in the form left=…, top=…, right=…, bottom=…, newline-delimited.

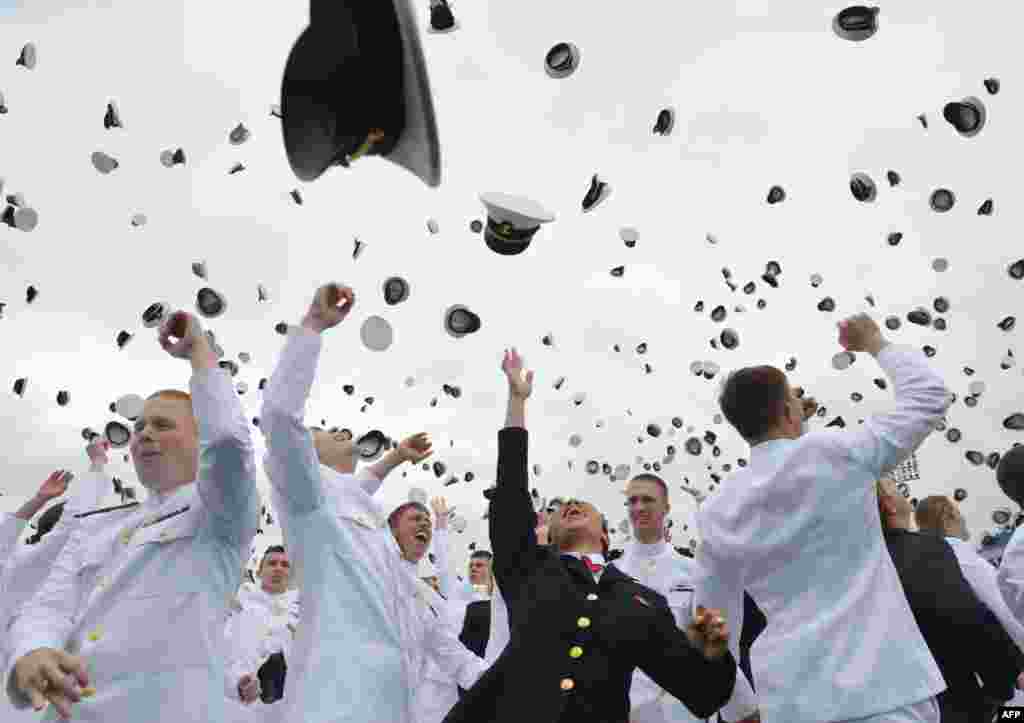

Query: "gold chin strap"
left=344, top=128, right=386, bottom=166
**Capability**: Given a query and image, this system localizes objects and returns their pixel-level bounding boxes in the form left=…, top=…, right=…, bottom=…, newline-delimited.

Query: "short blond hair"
left=145, top=390, right=197, bottom=430
left=914, top=495, right=957, bottom=535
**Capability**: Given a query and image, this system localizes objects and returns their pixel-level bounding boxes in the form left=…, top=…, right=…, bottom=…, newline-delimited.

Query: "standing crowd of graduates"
left=3, top=281, right=1024, bottom=723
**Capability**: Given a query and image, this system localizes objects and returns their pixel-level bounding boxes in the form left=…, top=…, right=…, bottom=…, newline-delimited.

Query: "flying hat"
left=280, top=0, right=441, bottom=187
left=943, top=96, right=986, bottom=138
left=16, top=43, right=37, bottom=70
left=105, top=421, right=132, bottom=448
left=427, top=0, right=459, bottom=34
left=652, top=108, right=675, bottom=136
left=196, top=288, right=227, bottom=318
left=356, top=430, right=388, bottom=461
left=229, top=123, right=251, bottom=145
left=104, top=101, right=123, bottom=129
left=444, top=304, right=481, bottom=338
left=115, top=394, right=145, bottom=420
left=361, top=315, right=394, bottom=351
left=832, top=6, right=879, bottom=41
left=91, top=151, right=119, bottom=175
left=478, top=193, right=555, bottom=256
left=544, top=42, right=580, bottom=79
left=2, top=203, right=39, bottom=232
left=160, top=148, right=186, bottom=167
left=383, top=276, right=410, bottom=305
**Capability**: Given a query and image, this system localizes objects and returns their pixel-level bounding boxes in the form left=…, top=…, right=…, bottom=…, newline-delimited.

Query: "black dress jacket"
left=459, top=599, right=491, bottom=659
left=443, top=428, right=737, bottom=723
left=883, top=528, right=1023, bottom=722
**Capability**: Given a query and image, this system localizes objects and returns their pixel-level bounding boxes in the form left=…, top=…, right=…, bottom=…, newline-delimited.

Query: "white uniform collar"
left=628, top=539, right=669, bottom=558
left=563, top=551, right=606, bottom=566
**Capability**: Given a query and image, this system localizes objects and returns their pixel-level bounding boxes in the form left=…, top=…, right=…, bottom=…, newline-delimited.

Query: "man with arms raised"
left=6, top=310, right=260, bottom=721
left=619, top=474, right=759, bottom=723
left=444, top=348, right=737, bottom=723
left=261, top=282, right=485, bottom=723
left=694, top=313, right=952, bottom=723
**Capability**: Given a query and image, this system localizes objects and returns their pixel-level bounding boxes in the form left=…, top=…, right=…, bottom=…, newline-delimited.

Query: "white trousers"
left=833, top=696, right=940, bottom=723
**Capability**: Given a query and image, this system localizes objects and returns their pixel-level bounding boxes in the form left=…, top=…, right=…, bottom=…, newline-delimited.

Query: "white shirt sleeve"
left=690, top=542, right=747, bottom=718
left=424, top=605, right=488, bottom=690
left=0, top=513, right=28, bottom=563
left=841, top=344, right=951, bottom=480
left=261, top=328, right=328, bottom=517
left=191, top=367, right=260, bottom=547
left=953, top=540, right=1024, bottom=654
left=4, top=524, right=87, bottom=709
left=431, top=527, right=457, bottom=600
left=998, top=528, right=1024, bottom=629
left=483, top=581, right=510, bottom=667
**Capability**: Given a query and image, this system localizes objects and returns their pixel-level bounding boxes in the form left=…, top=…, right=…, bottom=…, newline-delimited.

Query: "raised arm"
left=357, top=433, right=433, bottom=496
left=0, top=470, right=71, bottom=557
left=261, top=283, right=355, bottom=515
left=429, top=497, right=456, bottom=598
left=159, top=311, right=259, bottom=546
left=488, top=349, right=536, bottom=595
left=835, top=314, right=951, bottom=478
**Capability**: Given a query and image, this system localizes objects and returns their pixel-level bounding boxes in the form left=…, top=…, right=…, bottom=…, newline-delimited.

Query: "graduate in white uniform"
left=914, top=495, right=1024, bottom=659
left=618, top=474, right=759, bottom=723
left=260, top=282, right=487, bottom=723
left=693, top=313, right=952, bottom=723
left=995, top=446, right=1024, bottom=707
left=1, top=445, right=111, bottom=723
left=224, top=544, right=301, bottom=721
left=6, top=309, right=261, bottom=721
left=390, top=499, right=482, bottom=723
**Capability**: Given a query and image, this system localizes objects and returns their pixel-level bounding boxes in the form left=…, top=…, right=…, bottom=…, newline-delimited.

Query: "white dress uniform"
left=3, top=367, right=260, bottom=722
left=618, top=540, right=758, bottom=723
left=945, top=536, right=1024, bottom=653
left=260, top=327, right=487, bottom=723
left=483, top=581, right=509, bottom=668
left=223, top=582, right=300, bottom=722
left=693, top=344, right=951, bottom=723
left=0, top=466, right=110, bottom=723
left=996, top=529, right=1024, bottom=707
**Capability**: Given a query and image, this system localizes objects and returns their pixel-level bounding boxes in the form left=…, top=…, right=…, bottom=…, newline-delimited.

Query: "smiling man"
left=6, top=310, right=259, bottom=722
left=224, top=545, right=300, bottom=719
left=618, top=475, right=759, bottom=723
left=443, top=348, right=738, bottom=723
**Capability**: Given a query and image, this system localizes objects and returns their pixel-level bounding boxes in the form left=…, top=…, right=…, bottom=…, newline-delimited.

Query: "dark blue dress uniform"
left=443, top=428, right=737, bottom=723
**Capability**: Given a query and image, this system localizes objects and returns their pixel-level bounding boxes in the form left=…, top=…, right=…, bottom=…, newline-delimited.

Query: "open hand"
left=502, top=348, right=534, bottom=399
left=302, top=283, right=355, bottom=333
left=398, top=432, right=433, bottom=464
left=685, top=606, right=730, bottom=661
left=13, top=648, right=90, bottom=718
left=35, top=470, right=71, bottom=502
left=431, top=497, right=449, bottom=530
left=838, top=313, right=884, bottom=354
left=158, top=311, right=207, bottom=359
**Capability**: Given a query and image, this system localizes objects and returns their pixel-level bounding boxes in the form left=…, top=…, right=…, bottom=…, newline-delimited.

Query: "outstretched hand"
left=398, top=432, right=433, bottom=464
left=34, top=470, right=71, bottom=502
left=502, top=348, right=534, bottom=399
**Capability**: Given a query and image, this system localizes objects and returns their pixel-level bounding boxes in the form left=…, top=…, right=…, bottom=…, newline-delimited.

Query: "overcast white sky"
left=1, top=0, right=1022, bottom=574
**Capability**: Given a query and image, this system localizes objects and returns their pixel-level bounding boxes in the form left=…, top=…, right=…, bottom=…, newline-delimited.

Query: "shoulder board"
left=74, top=502, right=141, bottom=519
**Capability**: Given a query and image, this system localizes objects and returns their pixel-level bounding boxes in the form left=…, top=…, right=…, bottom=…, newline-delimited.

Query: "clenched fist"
left=302, top=283, right=355, bottom=334
left=158, top=311, right=208, bottom=360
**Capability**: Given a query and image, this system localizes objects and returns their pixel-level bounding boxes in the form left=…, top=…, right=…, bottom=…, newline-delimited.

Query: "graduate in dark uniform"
left=443, top=348, right=738, bottom=723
